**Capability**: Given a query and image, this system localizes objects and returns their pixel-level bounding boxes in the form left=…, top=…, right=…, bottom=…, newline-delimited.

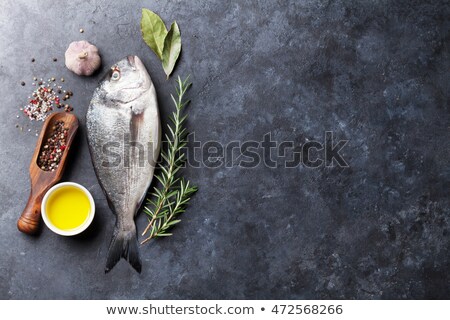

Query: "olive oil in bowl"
left=42, top=182, right=95, bottom=236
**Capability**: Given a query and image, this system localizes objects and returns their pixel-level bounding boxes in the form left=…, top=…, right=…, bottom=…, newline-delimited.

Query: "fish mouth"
left=127, top=55, right=148, bottom=87
left=127, top=55, right=136, bottom=66
left=127, top=55, right=145, bottom=72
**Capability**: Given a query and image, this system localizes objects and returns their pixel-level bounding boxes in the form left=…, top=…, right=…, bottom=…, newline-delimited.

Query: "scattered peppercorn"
left=21, top=77, right=74, bottom=121
left=53, top=58, right=57, bottom=62
left=31, top=58, right=35, bottom=62
left=21, top=81, right=25, bottom=86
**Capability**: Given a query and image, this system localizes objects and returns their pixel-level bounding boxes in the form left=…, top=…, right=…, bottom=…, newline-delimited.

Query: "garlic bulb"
left=65, top=40, right=101, bottom=76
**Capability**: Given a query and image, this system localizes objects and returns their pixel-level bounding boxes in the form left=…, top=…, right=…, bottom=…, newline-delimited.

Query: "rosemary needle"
left=141, top=76, right=197, bottom=245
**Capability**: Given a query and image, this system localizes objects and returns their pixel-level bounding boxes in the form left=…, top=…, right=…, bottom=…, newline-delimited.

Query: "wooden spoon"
left=17, top=112, right=79, bottom=235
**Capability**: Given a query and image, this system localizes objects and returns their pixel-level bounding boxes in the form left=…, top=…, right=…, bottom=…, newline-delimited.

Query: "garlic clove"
left=65, top=40, right=101, bottom=76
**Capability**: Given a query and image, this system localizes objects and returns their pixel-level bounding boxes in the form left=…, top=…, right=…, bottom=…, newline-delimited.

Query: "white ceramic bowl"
left=41, top=182, right=95, bottom=236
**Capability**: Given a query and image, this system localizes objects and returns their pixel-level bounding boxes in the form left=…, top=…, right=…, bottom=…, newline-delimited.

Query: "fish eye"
left=110, top=66, right=121, bottom=81
left=111, top=70, right=121, bottom=81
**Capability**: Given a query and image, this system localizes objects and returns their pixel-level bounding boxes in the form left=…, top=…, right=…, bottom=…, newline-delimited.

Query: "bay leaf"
left=141, top=8, right=167, bottom=60
left=162, top=21, right=182, bottom=79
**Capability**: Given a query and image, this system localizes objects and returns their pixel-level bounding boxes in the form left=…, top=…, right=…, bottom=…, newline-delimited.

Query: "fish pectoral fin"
left=105, top=224, right=142, bottom=273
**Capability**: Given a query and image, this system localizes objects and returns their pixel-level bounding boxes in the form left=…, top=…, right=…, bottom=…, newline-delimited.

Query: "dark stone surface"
left=0, top=0, right=449, bottom=299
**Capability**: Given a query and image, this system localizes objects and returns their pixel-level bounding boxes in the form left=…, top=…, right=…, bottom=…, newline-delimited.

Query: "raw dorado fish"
left=86, top=56, right=160, bottom=273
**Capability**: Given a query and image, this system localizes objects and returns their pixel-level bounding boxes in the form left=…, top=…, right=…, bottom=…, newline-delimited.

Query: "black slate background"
left=0, top=0, right=449, bottom=299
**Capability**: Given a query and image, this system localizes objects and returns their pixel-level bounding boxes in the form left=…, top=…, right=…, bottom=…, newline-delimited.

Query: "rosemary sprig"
left=141, top=76, right=197, bottom=245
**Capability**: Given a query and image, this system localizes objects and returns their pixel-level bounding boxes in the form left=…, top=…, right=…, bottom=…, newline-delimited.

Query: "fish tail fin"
left=105, top=223, right=142, bottom=274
